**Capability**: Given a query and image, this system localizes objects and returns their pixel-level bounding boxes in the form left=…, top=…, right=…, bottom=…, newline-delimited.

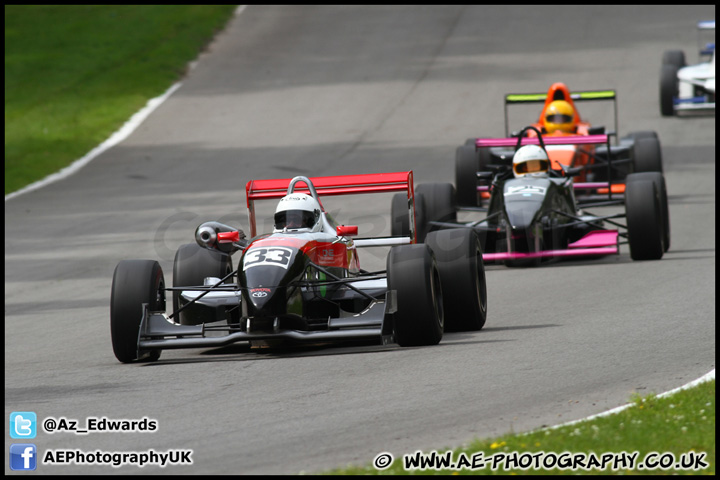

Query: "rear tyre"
left=624, top=131, right=658, bottom=142
left=662, top=50, right=686, bottom=68
left=660, top=64, right=679, bottom=117
left=416, top=183, right=457, bottom=235
left=173, top=243, right=234, bottom=325
left=455, top=145, right=479, bottom=207
left=425, top=228, right=487, bottom=331
left=626, top=172, right=670, bottom=252
left=391, top=192, right=427, bottom=242
left=391, top=193, right=409, bottom=237
left=632, top=136, right=663, bottom=173
left=387, top=244, right=443, bottom=346
left=111, top=260, right=165, bottom=363
left=625, top=179, right=664, bottom=260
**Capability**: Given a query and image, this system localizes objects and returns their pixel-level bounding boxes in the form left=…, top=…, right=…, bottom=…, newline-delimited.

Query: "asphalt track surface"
left=5, top=5, right=715, bottom=475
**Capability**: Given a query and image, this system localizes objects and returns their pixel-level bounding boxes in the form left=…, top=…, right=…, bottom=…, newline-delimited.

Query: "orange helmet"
left=544, top=100, right=576, bottom=134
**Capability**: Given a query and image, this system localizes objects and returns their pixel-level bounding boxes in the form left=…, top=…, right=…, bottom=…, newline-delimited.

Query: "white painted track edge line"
left=5, top=83, right=182, bottom=202
left=537, top=368, right=716, bottom=433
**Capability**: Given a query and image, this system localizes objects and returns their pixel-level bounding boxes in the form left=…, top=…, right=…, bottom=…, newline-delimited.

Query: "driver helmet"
left=273, top=193, right=322, bottom=233
left=513, top=144, right=550, bottom=178
left=544, top=100, right=576, bottom=134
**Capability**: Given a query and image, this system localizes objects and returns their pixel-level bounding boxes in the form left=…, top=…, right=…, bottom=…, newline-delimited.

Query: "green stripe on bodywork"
left=506, top=93, right=547, bottom=102
left=571, top=90, right=616, bottom=100
left=506, top=90, right=616, bottom=103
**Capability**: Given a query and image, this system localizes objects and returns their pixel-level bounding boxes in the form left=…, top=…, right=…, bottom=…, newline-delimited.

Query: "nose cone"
left=239, top=240, right=308, bottom=318
left=503, top=178, right=548, bottom=231
left=246, top=287, right=284, bottom=316
left=505, top=202, right=538, bottom=231
left=239, top=253, right=305, bottom=318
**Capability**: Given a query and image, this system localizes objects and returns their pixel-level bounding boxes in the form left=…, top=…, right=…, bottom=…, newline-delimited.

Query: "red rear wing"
left=245, top=171, right=416, bottom=239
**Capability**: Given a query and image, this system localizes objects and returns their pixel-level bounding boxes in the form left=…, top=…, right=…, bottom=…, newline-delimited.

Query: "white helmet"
left=513, top=144, right=549, bottom=178
left=273, top=193, right=322, bottom=233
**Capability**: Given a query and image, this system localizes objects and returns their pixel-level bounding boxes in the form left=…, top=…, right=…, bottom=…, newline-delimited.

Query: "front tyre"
left=626, top=172, right=670, bottom=252
left=387, top=244, right=443, bottom=346
left=425, top=228, right=487, bottom=331
left=625, top=179, right=664, bottom=260
left=110, top=260, right=165, bottom=363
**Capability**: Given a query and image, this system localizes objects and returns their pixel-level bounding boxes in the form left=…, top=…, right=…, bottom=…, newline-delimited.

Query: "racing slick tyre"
left=391, top=191, right=427, bottom=242
left=626, top=172, right=670, bottom=252
left=425, top=228, right=487, bottom=331
left=110, top=260, right=165, bottom=363
left=662, top=50, right=686, bottom=68
left=173, top=243, right=234, bottom=325
left=390, top=192, right=409, bottom=237
left=631, top=136, right=663, bottom=174
left=455, top=144, right=480, bottom=207
left=387, top=244, right=443, bottom=346
left=624, top=131, right=658, bottom=142
left=660, top=64, right=680, bottom=117
left=625, top=179, right=664, bottom=260
left=416, top=183, right=457, bottom=236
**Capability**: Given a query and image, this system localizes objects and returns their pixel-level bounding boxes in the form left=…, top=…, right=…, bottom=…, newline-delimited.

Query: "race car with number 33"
left=110, top=172, right=488, bottom=363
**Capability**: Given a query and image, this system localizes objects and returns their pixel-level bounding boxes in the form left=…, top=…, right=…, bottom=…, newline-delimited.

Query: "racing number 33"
left=243, top=247, right=293, bottom=269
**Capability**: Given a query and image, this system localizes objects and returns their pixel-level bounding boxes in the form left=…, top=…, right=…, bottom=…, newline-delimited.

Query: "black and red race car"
left=111, top=172, right=487, bottom=363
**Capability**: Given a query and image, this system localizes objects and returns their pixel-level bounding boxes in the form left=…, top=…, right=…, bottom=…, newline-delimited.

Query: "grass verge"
left=324, top=378, right=715, bottom=475
left=5, top=5, right=237, bottom=195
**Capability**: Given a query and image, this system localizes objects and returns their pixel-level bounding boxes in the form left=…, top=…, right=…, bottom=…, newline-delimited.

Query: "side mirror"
left=559, top=164, right=584, bottom=177
left=336, top=225, right=358, bottom=237
left=217, top=231, right=241, bottom=243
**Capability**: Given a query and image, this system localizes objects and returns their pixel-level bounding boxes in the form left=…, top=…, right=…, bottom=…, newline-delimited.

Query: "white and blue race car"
left=660, top=20, right=715, bottom=116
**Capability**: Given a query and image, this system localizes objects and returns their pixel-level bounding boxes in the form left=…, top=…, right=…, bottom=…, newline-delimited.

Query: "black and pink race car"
left=392, top=128, right=669, bottom=268
left=111, top=172, right=487, bottom=363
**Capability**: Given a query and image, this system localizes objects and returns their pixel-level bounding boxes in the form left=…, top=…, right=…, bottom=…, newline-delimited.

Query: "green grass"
left=4, top=5, right=238, bottom=194
left=324, top=379, right=715, bottom=475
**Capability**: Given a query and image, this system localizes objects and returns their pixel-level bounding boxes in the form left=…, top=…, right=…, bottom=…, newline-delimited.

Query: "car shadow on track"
left=136, top=331, right=528, bottom=366
left=477, top=323, right=561, bottom=333
left=138, top=341, right=406, bottom=366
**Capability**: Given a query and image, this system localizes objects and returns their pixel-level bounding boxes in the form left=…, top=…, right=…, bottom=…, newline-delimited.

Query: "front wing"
left=482, top=230, right=619, bottom=262
left=135, top=289, right=397, bottom=353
